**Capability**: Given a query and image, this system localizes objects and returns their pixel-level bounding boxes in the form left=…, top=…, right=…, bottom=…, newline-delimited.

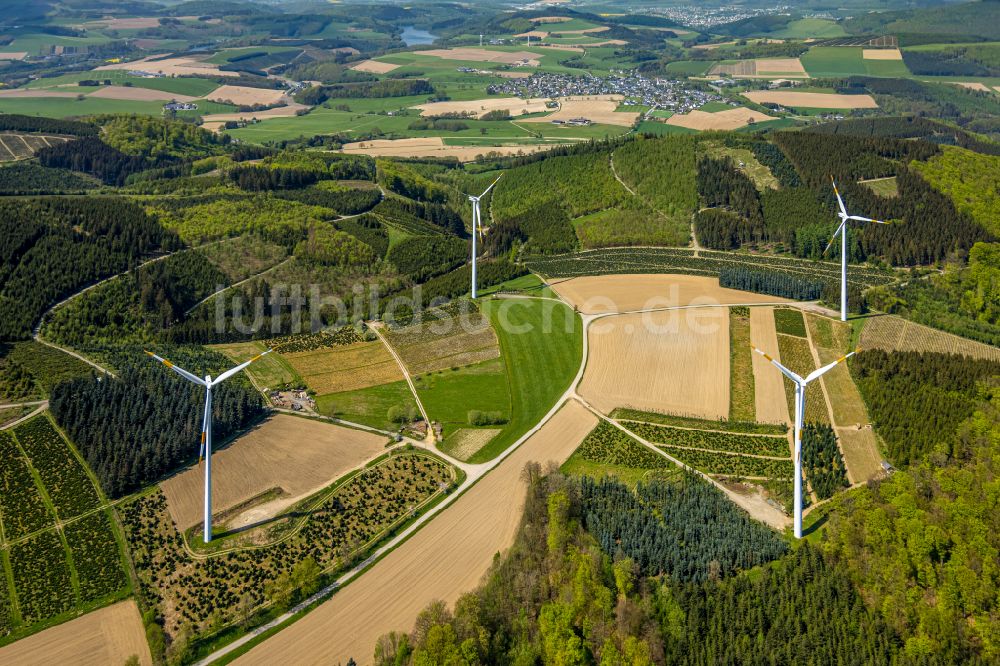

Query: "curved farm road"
left=231, top=400, right=597, bottom=666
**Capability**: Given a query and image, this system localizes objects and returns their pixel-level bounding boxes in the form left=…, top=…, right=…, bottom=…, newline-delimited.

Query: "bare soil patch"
left=88, top=85, right=197, bottom=102
left=207, top=85, right=287, bottom=106
left=666, top=107, right=775, bottom=131
left=550, top=274, right=791, bottom=314
left=234, top=400, right=597, bottom=666
left=862, top=48, right=903, bottom=60
left=580, top=308, right=730, bottom=419
left=0, top=600, right=151, bottom=665
left=415, top=96, right=552, bottom=119
left=0, top=52, right=27, bottom=60
left=161, top=414, right=387, bottom=530
left=520, top=94, right=638, bottom=127
left=350, top=59, right=401, bottom=74
left=743, top=90, right=879, bottom=108
left=749, top=306, right=791, bottom=425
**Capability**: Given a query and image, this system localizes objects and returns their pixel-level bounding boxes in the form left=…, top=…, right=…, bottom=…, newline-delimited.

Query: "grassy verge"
left=729, top=307, right=756, bottom=422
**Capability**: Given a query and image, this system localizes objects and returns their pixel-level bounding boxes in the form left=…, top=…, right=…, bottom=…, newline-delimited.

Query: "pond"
left=401, top=25, right=437, bottom=46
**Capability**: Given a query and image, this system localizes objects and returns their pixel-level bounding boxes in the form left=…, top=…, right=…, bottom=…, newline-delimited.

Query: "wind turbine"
left=826, top=177, right=887, bottom=322
left=752, top=345, right=859, bottom=539
left=466, top=174, right=502, bottom=299
left=146, top=349, right=272, bottom=543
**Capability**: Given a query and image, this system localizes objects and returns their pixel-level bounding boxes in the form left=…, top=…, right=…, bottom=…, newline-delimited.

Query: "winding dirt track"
left=234, top=400, right=597, bottom=665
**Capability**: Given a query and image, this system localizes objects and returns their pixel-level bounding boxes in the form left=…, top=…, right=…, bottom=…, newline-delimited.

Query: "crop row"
left=65, top=511, right=128, bottom=604
left=622, top=421, right=791, bottom=458
left=9, top=530, right=74, bottom=625
left=0, top=571, right=10, bottom=637
left=576, top=422, right=672, bottom=470
left=802, top=423, right=849, bottom=500
left=13, top=416, right=100, bottom=520
left=265, top=325, right=364, bottom=353
left=610, top=408, right=786, bottom=436
left=527, top=247, right=896, bottom=290
left=0, top=430, right=53, bottom=541
left=658, top=445, right=795, bottom=478
left=121, top=453, right=453, bottom=637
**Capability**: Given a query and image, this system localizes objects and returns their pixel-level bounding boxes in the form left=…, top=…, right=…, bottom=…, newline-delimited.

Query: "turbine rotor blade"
left=212, top=349, right=273, bottom=385
left=848, top=215, right=887, bottom=224
left=830, top=176, right=847, bottom=217
left=751, top=346, right=803, bottom=384
left=145, top=350, right=207, bottom=386
left=199, top=389, right=210, bottom=460
left=477, top=173, right=503, bottom=198
left=805, top=348, right=860, bottom=383
left=823, top=220, right=846, bottom=255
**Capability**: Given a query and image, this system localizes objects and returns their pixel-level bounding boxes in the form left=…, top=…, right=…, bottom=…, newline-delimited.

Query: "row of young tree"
left=50, top=347, right=265, bottom=498
left=718, top=267, right=825, bottom=301
left=0, top=197, right=178, bottom=339
left=371, top=469, right=901, bottom=665
left=0, top=113, right=98, bottom=136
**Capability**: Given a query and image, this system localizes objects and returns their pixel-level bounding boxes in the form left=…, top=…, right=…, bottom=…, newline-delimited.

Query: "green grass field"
left=634, top=120, right=697, bottom=135
left=204, top=46, right=300, bottom=65
left=800, top=47, right=867, bottom=78
left=0, top=96, right=235, bottom=118
left=769, top=18, right=847, bottom=39
left=468, top=297, right=582, bottom=463
left=26, top=72, right=221, bottom=97
left=211, top=342, right=302, bottom=389
left=315, top=380, right=418, bottom=431
left=864, top=58, right=911, bottom=78
left=415, top=358, right=510, bottom=433
left=665, top=61, right=713, bottom=76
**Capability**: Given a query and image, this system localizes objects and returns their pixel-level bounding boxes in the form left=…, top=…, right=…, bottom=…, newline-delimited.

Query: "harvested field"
left=350, top=60, right=401, bottom=74
left=836, top=427, right=885, bottom=483
left=0, top=52, right=27, bottom=60
left=0, top=89, right=78, bottom=98
left=515, top=31, right=549, bottom=39
left=414, top=96, right=552, bottom=119
left=87, top=86, right=196, bottom=102
left=419, top=48, right=542, bottom=66
left=96, top=55, right=237, bottom=78
left=860, top=315, right=1000, bottom=362
left=340, top=137, right=565, bottom=161
left=550, top=274, right=792, bottom=314
left=284, top=341, right=403, bottom=395
left=665, top=107, right=775, bottom=131
left=0, top=600, right=151, bottom=665
left=521, top=95, right=638, bottom=127
left=161, top=414, right=387, bottom=530
left=708, top=59, right=807, bottom=78
left=756, top=58, right=807, bottom=73
left=863, top=48, right=902, bottom=60
left=234, top=400, right=597, bottom=666
left=579, top=308, right=730, bottom=419
left=749, top=307, right=791, bottom=425
left=386, top=313, right=500, bottom=376
left=742, top=90, right=878, bottom=109
left=445, top=428, right=502, bottom=461
left=208, top=85, right=287, bottom=106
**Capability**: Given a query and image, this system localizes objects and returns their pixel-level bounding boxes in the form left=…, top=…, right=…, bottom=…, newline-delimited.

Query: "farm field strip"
left=729, top=308, right=756, bottom=422
left=749, top=307, right=791, bottom=425
left=284, top=341, right=404, bottom=394
left=656, top=444, right=795, bottom=478
left=619, top=421, right=791, bottom=457
left=860, top=314, right=1000, bottom=362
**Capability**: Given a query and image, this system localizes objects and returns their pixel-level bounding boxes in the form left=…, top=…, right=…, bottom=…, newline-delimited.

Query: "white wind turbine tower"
left=753, top=345, right=859, bottom=539
left=466, top=174, right=502, bottom=299
left=827, top=177, right=887, bottom=322
left=146, top=349, right=272, bottom=543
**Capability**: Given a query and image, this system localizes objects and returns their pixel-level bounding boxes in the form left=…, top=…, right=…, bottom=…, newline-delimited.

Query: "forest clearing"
left=160, top=415, right=388, bottom=529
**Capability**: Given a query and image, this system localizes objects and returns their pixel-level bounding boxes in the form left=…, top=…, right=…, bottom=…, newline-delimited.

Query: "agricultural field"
left=213, top=341, right=302, bottom=390
left=579, top=308, right=730, bottom=420
left=749, top=307, right=792, bottom=425
left=664, top=107, right=776, bottom=132
left=198, top=235, right=289, bottom=283
left=619, top=420, right=791, bottom=458
left=315, top=380, right=420, bottom=431
left=123, top=451, right=454, bottom=639
left=284, top=340, right=403, bottom=395
left=0, top=429, right=53, bottom=541
left=13, top=416, right=100, bottom=520
left=0, top=342, right=93, bottom=396
left=571, top=421, right=673, bottom=472
left=160, top=414, right=389, bottom=530
left=385, top=310, right=500, bottom=376
left=776, top=333, right=831, bottom=424
left=657, top=445, right=794, bottom=479
left=774, top=308, right=807, bottom=337
left=860, top=314, right=1000, bottom=362
left=730, top=308, right=757, bottom=422
left=742, top=90, right=879, bottom=109
left=441, top=427, right=503, bottom=462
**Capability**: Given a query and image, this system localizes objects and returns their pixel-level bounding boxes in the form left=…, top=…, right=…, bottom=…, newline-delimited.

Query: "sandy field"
left=755, top=58, right=807, bottom=73
left=414, top=96, right=552, bottom=119
left=0, top=52, right=27, bottom=60
left=87, top=85, right=197, bottom=102
left=666, top=107, right=775, bottom=131
left=340, top=137, right=565, bottom=161
left=743, top=90, right=879, bottom=109
left=0, top=600, right=151, bottom=666
left=550, top=274, right=791, bottom=314
left=521, top=94, right=638, bottom=127
left=419, top=48, right=542, bottom=66
left=235, top=400, right=598, bottom=666
left=0, top=89, right=78, bottom=98
left=161, top=415, right=387, bottom=530
left=860, top=314, right=1000, bottom=362
left=863, top=48, right=903, bottom=60
left=208, top=85, right=287, bottom=106
left=749, top=307, right=791, bottom=425
left=96, top=55, right=237, bottom=77
left=350, top=59, right=401, bottom=74
left=580, top=309, right=730, bottom=419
